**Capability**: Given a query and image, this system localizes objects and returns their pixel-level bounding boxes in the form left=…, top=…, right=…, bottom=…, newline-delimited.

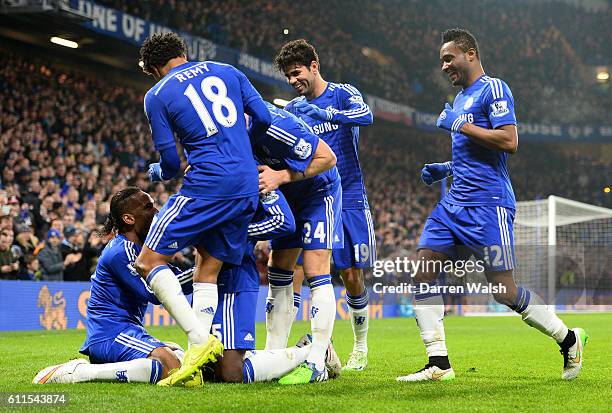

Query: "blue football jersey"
left=144, top=61, right=264, bottom=200
left=218, top=190, right=295, bottom=293
left=445, top=75, right=517, bottom=209
left=251, top=102, right=340, bottom=200
left=285, top=82, right=373, bottom=209
left=81, top=234, right=192, bottom=351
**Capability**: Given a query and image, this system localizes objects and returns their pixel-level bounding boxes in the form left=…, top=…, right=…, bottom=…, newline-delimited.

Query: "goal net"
left=460, top=196, right=612, bottom=314
left=513, top=196, right=612, bottom=312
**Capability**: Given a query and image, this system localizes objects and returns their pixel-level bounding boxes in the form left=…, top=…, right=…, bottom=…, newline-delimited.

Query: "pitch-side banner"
left=368, top=96, right=612, bottom=142
left=0, top=280, right=398, bottom=332
left=63, top=1, right=611, bottom=142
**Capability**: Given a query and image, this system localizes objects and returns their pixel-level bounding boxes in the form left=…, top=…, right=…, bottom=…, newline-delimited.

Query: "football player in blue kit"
left=252, top=102, right=343, bottom=384
left=34, top=188, right=191, bottom=385
left=397, top=28, right=587, bottom=382
left=135, top=33, right=271, bottom=386
left=274, top=40, right=374, bottom=371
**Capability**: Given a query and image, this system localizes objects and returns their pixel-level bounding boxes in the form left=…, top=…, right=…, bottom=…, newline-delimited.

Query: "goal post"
left=514, top=195, right=612, bottom=312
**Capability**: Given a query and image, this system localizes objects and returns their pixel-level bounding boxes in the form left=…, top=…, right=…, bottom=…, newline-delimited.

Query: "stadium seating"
left=100, top=0, right=610, bottom=124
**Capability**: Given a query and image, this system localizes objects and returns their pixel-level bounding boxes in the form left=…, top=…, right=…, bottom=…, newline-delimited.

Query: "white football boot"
left=296, top=333, right=341, bottom=379
left=396, top=364, right=455, bottom=382
left=33, top=359, right=90, bottom=384
left=561, top=328, right=589, bottom=380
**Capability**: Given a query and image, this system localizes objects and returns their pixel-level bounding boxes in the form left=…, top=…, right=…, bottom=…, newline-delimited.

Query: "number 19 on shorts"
left=354, top=243, right=370, bottom=263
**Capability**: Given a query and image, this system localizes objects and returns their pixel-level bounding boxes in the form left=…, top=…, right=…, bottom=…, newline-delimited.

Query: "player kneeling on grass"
left=34, top=188, right=193, bottom=385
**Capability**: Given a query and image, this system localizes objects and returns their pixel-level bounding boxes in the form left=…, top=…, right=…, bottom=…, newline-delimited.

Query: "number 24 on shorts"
left=303, top=222, right=326, bottom=244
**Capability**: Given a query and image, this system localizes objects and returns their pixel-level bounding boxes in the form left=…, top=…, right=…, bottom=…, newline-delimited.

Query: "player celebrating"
left=397, top=28, right=588, bottom=382
left=274, top=40, right=375, bottom=371
left=135, top=33, right=271, bottom=386
left=252, top=102, right=342, bottom=384
left=33, top=188, right=192, bottom=385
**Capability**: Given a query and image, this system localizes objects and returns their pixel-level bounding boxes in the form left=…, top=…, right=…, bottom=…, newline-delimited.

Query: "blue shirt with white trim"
left=285, top=82, right=373, bottom=209
left=218, top=189, right=295, bottom=293
left=80, top=234, right=192, bottom=353
left=144, top=61, right=269, bottom=200
left=251, top=102, right=340, bottom=200
left=445, top=75, right=517, bottom=209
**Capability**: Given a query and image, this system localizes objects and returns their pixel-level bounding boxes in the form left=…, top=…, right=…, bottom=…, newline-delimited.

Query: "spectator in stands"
left=24, top=254, right=41, bottom=281
left=61, top=227, right=101, bottom=281
left=0, top=228, right=20, bottom=280
left=38, top=228, right=77, bottom=281
left=14, top=223, right=40, bottom=256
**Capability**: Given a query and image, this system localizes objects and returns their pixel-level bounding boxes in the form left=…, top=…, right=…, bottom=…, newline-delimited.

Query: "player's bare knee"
left=134, top=258, right=150, bottom=278
left=493, top=291, right=515, bottom=307
left=269, top=248, right=301, bottom=271
left=414, top=249, right=446, bottom=284
left=303, top=249, right=331, bottom=276
left=149, top=347, right=180, bottom=379
left=340, top=268, right=365, bottom=293
left=486, top=271, right=518, bottom=307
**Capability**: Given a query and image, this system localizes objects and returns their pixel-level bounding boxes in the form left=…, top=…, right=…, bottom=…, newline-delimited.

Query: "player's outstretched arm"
left=301, top=138, right=336, bottom=177
left=246, top=98, right=272, bottom=139
left=328, top=88, right=373, bottom=126
left=236, top=67, right=272, bottom=138
left=248, top=190, right=296, bottom=241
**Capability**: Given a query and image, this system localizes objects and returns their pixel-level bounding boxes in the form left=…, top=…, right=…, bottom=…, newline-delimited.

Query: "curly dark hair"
left=139, top=32, right=187, bottom=75
left=274, top=39, right=319, bottom=73
left=97, top=187, right=142, bottom=237
left=441, top=28, right=480, bottom=59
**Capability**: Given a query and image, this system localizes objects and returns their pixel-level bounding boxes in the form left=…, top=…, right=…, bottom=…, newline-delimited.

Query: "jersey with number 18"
left=144, top=61, right=262, bottom=200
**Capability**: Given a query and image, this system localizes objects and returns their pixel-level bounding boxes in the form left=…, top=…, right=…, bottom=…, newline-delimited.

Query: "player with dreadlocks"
left=33, top=187, right=194, bottom=385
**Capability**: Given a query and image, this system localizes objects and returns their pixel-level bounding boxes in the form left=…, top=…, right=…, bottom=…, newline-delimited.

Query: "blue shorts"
left=211, top=290, right=258, bottom=350
left=418, top=201, right=515, bottom=272
left=144, top=193, right=258, bottom=265
left=271, top=178, right=343, bottom=251
left=84, top=325, right=165, bottom=364
left=332, top=208, right=377, bottom=270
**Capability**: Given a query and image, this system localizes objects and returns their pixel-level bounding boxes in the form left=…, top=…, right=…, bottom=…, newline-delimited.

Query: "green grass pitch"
left=1, top=313, right=610, bottom=412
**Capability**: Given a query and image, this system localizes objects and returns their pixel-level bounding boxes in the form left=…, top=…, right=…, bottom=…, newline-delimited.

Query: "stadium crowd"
left=101, top=0, right=611, bottom=125
left=0, top=50, right=609, bottom=282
